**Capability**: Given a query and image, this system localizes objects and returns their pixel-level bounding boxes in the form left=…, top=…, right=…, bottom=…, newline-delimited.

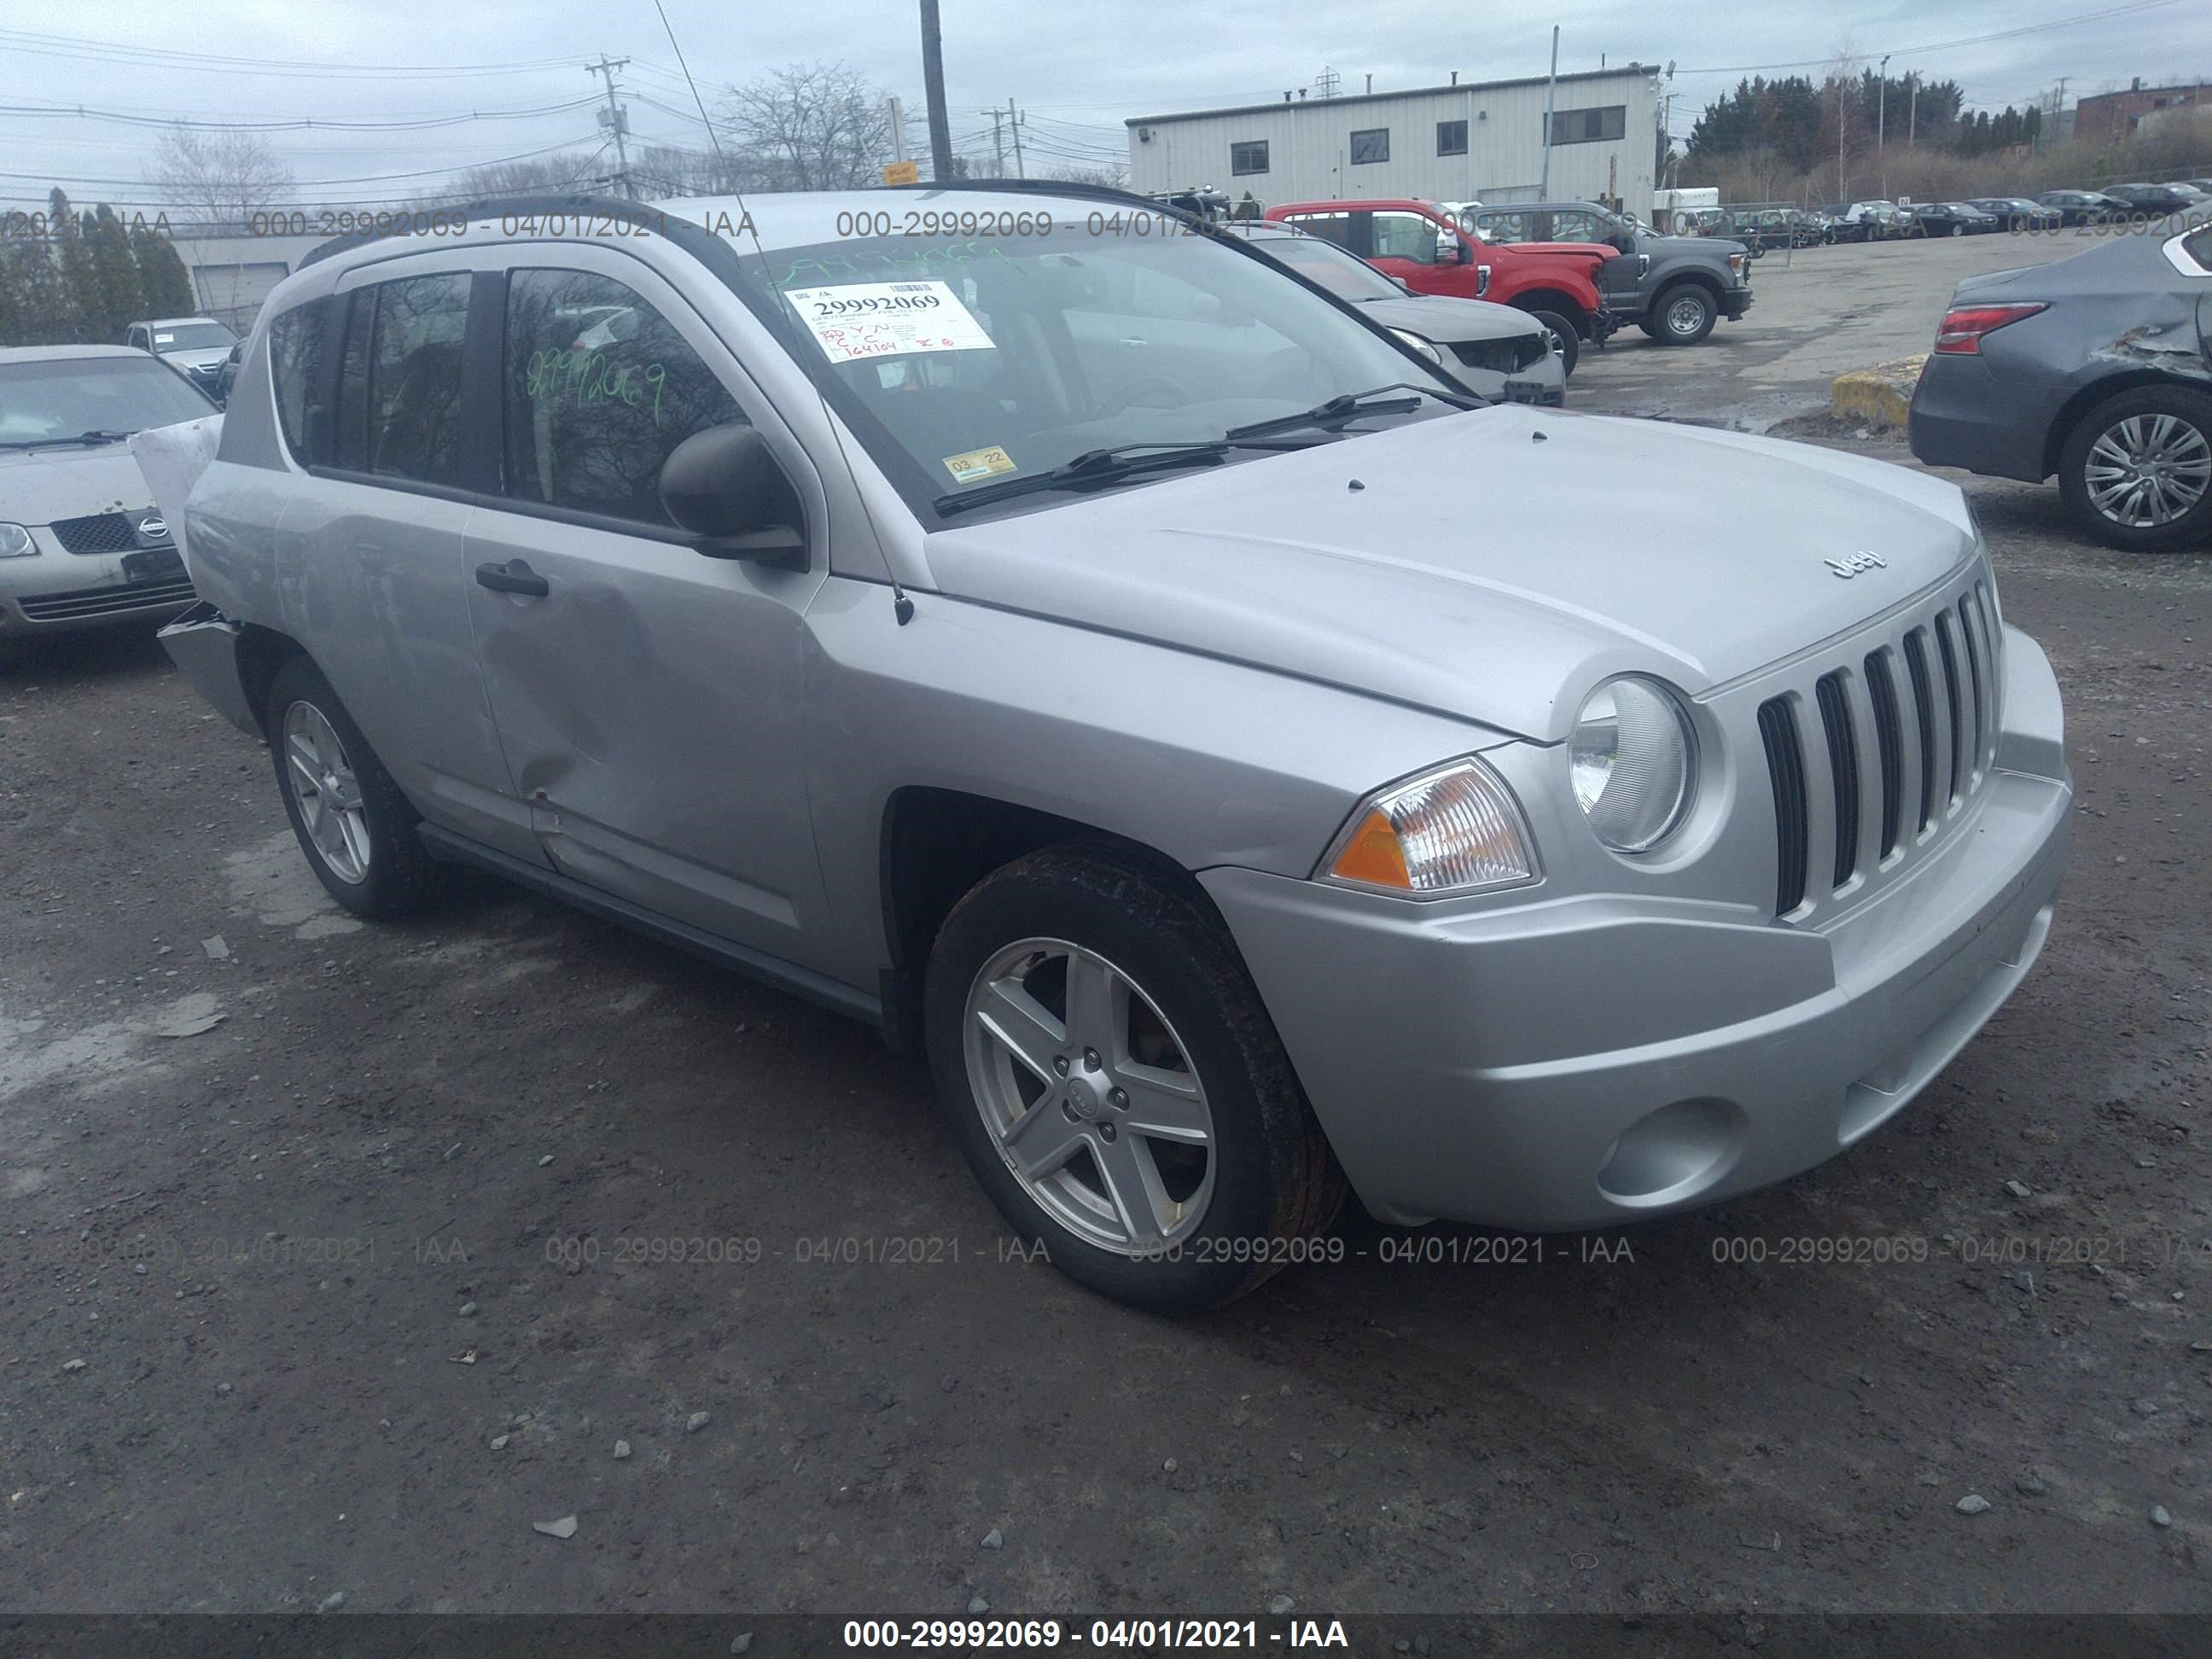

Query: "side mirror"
left=1438, top=237, right=1470, bottom=265
left=659, top=423, right=806, bottom=566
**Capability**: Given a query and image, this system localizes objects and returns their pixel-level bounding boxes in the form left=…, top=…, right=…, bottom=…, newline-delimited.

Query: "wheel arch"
left=1508, top=288, right=1592, bottom=335
left=236, top=623, right=309, bottom=738
left=877, top=787, right=1223, bottom=1053
left=2042, top=370, right=2212, bottom=480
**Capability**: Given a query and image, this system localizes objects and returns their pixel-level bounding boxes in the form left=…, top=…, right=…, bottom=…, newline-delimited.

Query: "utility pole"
left=1540, top=26, right=1559, bottom=198
left=1878, top=54, right=1890, bottom=197
left=1005, top=98, right=1026, bottom=178
left=1909, top=73, right=1918, bottom=145
left=585, top=55, right=634, bottom=200
left=887, top=96, right=908, bottom=162
left=919, top=0, right=954, bottom=183
left=985, top=106, right=1005, bottom=175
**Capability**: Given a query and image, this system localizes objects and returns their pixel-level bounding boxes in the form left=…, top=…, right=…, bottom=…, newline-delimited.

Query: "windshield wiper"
left=0, top=428, right=136, bottom=451
left=1223, top=381, right=1476, bottom=443
left=934, top=438, right=1298, bottom=519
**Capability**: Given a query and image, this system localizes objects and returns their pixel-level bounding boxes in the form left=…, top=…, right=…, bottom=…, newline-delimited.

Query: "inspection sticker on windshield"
left=943, top=445, right=1016, bottom=483
left=786, top=282, right=995, bottom=364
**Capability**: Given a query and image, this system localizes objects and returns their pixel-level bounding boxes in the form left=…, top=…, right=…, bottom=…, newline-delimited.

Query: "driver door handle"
left=475, top=559, right=550, bottom=598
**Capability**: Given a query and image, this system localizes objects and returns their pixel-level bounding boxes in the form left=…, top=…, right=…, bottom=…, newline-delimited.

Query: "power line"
left=0, top=137, right=595, bottom=192
left=0, top=26, right=585, bottom=79
left=0, top=96, right=603, bottom=133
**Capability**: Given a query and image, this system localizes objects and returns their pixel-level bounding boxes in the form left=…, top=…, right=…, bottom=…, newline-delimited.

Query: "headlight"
left=1388, top=328, right=1444, bottom=366
left=1569, top=677, right=1697, bottom=853
left=1321, top=758, right=1537, bottom=895
left=0, top=523, right=36, bottom=558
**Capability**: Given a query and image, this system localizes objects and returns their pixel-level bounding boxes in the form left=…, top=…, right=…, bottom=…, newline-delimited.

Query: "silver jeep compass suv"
left=149, top=187, right=2071, bottom=1312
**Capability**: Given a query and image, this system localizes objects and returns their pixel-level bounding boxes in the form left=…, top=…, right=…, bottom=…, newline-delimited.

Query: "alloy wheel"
left=2085, top=413, right=2212, bottom=528
left=963, top=937, right=1215, bottom=1254
left=282, top=701, right=372, bottom=884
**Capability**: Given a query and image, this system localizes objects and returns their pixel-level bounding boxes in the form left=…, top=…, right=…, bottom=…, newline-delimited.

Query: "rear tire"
left=1523, top=308, right=1580, bottom=375
left=2058, top=385, right=2212, bottom=552
left=1652, top=284, right=1716, bottom=346
left=924, top=841, right=1345, bottom=1313
left=265, top=657, right=443, bottom=919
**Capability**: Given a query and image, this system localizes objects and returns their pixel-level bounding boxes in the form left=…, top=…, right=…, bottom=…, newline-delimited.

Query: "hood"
left=160, top=348, right=231, bottom=371
left=1494, top=239, right=1615, bottom=270
left=1350, top=293, right=1541, bottom=344
left=923, top=408, right=1976, bottom=742
left=0, top=443, right=162, bottom=525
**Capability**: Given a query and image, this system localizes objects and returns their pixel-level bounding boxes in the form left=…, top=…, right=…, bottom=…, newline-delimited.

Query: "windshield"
left=1249, top=235, right=1405, bottom=302
left=147, top=323, right=236, bottom=352
left=743, top=224, right=1464, bottom=518
left=0, top=356, right=213, bottom=443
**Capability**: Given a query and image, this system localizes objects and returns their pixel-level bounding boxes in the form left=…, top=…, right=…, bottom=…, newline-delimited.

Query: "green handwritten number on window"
left=526, top=346, right=668, bottom=423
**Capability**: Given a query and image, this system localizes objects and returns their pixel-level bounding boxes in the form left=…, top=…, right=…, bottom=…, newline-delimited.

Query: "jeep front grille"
left=1756, top=578, right=2002, bottom=919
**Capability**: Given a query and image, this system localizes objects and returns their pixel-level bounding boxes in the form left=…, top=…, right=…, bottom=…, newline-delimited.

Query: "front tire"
left=2058, top=385, right=2212, bottom=551
left=924, top=842, right=1344, bottom=1313
left=1653, top=284, right=1716, bottom=346
left=1523, top=308, right=1579, bottom=374
left=265, top=657, right=442, bottom=919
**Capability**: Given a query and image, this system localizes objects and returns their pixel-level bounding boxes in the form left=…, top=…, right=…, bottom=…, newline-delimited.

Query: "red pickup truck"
left=1263, top=198, right=1618, bottom=373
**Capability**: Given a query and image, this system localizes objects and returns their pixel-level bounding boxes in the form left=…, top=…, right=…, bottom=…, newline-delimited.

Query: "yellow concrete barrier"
left=1830, top=356, right=1929, bottom=429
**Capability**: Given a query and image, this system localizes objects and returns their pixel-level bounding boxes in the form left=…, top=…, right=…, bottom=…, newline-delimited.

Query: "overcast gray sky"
left=4, top=0, right=2207, bottom=212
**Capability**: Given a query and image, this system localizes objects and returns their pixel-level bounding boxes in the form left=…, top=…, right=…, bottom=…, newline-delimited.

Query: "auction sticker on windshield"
left=785, top=281, right=996, bottom=364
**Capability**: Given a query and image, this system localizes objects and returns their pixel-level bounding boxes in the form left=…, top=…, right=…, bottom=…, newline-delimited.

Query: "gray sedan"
left=1229, top=221, right=1567, bottom=403
left=1910, top=218, right=2212, bottom=550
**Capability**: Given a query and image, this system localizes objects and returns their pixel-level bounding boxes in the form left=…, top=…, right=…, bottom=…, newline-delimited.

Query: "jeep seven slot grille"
left=1755, top=580, right=2002, bottom=918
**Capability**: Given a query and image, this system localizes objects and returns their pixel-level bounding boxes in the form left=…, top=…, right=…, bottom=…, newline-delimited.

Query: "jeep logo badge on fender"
left=1825, top=550, right=1888, bottom=579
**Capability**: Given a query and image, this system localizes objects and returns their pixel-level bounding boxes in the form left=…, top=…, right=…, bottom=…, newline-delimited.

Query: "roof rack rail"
left=298, top=192, right=673, bottom=268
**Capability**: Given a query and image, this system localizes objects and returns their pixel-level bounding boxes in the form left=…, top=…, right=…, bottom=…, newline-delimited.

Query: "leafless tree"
left=1039, top=163, right=1129, bottom=189
left=719, top=62, right=892, bottom=192
left=148, top=125, right=294, bottom=232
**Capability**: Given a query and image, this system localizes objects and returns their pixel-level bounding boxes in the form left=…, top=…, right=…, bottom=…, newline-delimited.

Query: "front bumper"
left=1723, top=288, right=1754, bottom=320
left=0, top=539, right=196, bottom=634
left=1203, top=628, right=2071, bottom=1231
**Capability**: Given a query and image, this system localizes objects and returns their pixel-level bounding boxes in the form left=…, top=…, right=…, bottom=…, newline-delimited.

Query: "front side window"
left=333, top=273, right=469, bottom=484
left=1230, top=140, right=1269, bottom=177
left=1436, top=119, right=1468, bottom=156
left=1348, top=128, right=1389, bottom=165
left=1371, top=212, right=1441, bottom=264
left=502, top=269, right=744, bottom=526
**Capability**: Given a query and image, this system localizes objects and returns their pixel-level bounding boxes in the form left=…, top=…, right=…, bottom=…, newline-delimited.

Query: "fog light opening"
left=1595, top=1097, right=1746, bottom=1208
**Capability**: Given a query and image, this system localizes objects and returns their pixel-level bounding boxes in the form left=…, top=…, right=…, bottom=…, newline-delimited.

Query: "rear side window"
left=500, top=268, right=743, bottom=526
left=266, top=299, right=329, bottom=466
left=332, top=273, right=470, bottom=485
left=2180, top=225, right=2212, bottom=274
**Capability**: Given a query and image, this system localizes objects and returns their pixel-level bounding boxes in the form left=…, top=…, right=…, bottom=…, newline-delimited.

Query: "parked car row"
left=1260, top=196, right=1751, bottom=367
left=131, top=181, right=2070, bottom=1313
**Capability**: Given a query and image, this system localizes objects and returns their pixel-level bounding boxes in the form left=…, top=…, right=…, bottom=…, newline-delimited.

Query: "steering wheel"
left=1097, top=376, right=1193, bottom=418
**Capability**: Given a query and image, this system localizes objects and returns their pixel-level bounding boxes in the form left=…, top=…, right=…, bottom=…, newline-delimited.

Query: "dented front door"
left=460, top=249, right=834, bottom=964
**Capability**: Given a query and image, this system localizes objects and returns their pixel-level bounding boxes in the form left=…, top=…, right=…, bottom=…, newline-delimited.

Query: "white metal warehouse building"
left=1125, top=67, right=1661, bottom=218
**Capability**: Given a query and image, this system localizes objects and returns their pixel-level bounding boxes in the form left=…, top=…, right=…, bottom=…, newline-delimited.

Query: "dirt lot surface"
left=2, top=230, right=2208, bottom=1624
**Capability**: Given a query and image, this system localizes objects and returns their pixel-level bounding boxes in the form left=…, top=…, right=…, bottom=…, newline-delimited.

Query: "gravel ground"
left=0, top=234, right=2207, bottom=1619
